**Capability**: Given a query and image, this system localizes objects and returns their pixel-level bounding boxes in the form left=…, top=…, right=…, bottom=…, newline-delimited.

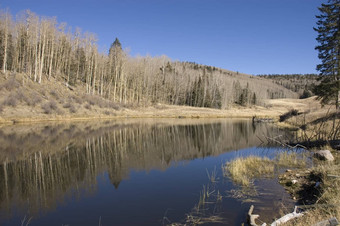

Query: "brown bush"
left=72, top=95, right=83, bottom=104
left=84, top=103, right=91, bottom=110
left=63, top=102, right=72, bottom=108
left=83, top=94, right=119, bottom=110
left=42, top=100, right=59, bottom=114
left=50, top=90, right=59, bottom=100
left=3, top=94, right=17, bottom=107
left=0, top=76, right=20, bottom=91
left=279, top=109, right=301, bottom=122
left=69, top=104, right=77, bottom=113
left=15, top=89, right=29, bottom=103
left=29, top=93, right=43, bottom=106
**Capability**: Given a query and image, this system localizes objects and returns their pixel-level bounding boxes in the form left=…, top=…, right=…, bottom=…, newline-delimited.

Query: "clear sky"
left=1, top=0, right=324, bottom=75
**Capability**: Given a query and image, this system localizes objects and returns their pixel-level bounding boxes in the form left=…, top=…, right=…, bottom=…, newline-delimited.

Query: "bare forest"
left=0, top=9, right=297, bottom=115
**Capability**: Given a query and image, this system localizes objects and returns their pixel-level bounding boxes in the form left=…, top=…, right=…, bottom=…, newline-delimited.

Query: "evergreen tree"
left=109, top=37, right=122, bottom=54
left=313, top=0, right=340, bottom=108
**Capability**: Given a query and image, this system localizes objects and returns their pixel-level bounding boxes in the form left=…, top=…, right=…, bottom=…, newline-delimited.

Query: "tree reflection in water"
left=0, top=119, right=290, bottom=221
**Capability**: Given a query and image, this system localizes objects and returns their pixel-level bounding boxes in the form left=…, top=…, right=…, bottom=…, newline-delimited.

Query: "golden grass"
left=285, top=148, right=340, bottom=225
left=224, top=156, right=275, bottom=186
left=224, top=152, right=307, bottom=187
left=276, top=151, right=306, bottom=168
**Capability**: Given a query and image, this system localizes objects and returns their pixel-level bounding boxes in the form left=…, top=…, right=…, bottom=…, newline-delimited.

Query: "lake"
left=0, top=118, right=296, bottom=225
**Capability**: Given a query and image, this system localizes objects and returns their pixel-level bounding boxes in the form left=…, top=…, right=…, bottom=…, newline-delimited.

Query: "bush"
left=69, top=104, right=77, bottom=113
left=0, top=76, right=20, bottom=91
left=28, top=93, right=43, bottom=106
left=300, top=89, right=312, bottom=99
left=83, top=94, right=120, bottom=110
left=73, top=95, right=83, bottom=104
left=42, top=100, right=59, bottom=114
left=15, top=89, right=29, bottom=103
left=279, top=109, right=300, bottom=122
left=63, top=102, right=72, bottom=108
left=50, top=90, right=59, bottom=100
left=84, top=103, right=92, bottom=110
left=3, top=94, right=17, bottom=107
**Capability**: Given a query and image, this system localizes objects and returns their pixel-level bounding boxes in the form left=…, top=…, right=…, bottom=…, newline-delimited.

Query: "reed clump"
left=276, top=151, right=306, bottom=168
left=224, top=156, right=275, bottom=186
left=224, top=151, right=306, bottom=186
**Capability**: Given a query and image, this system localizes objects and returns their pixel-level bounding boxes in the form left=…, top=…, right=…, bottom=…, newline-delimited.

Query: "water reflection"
left=0, top=119, right=288, bottom=223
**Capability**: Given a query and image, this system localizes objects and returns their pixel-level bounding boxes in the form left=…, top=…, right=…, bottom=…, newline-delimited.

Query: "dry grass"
left=224, top=156, right=275, bottom=186
left=0, top=72, right=328, bottom=124
left=276, top=151, right=306, bottom=168
left=284, top=148, right=340, bottom=225
left=224, top=152, right=307, bottom=187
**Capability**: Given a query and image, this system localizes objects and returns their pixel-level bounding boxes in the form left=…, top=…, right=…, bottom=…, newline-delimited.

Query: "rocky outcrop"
left=314, top=150, right=334, bottom=161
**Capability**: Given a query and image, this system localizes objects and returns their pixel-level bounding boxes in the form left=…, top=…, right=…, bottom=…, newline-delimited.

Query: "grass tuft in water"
left=224, top=156, right=275, bottom=186
left=224, top=151, right=307, bottom=187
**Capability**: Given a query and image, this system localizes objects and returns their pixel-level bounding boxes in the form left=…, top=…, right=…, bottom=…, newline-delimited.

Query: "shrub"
left=28, top=93, right=43, bottom=106
left=73, top=95, right=83, bottom=104
left=42, top=100, right=59, bottom=114
left=1, top=76, right=20, bottom=91
left=69, top=104, right=77, bottom=113
left=300, top=89, right=312, bottom=99
left=279, top=109, right=300, bottom=122
left=83, top=94, right=120, bottom=110
left=50, top=90, right=59, bottom=100
left=84, top=103, right=92, bottom=110
left=84, top=95, right=96, bottom=106
left=63, top=102, right=72, bottom=108
left=3, top=94, right=17, bottom=107
left=15, top=89, right=29, bottom=103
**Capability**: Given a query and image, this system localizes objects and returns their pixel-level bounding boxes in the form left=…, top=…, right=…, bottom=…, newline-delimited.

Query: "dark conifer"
left=313, top=0, right=340, bottom=108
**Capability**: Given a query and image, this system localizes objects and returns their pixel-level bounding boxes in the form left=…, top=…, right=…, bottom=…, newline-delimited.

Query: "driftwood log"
left=247, top=205, right=303, bottom=226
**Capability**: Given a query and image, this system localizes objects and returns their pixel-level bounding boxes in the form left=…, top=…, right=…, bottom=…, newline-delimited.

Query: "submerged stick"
left=270, top=206, right=303, bottom=226
left=247, top=205, right=304, bottom=226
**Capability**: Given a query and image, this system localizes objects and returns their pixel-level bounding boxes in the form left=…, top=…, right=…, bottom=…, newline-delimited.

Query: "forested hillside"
left=0, top=9, right=297, bottom=114
left=258, top=74, right=319, bottom=99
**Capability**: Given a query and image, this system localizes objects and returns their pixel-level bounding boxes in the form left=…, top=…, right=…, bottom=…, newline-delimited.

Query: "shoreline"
left=0, top=106, right=281, bottom=125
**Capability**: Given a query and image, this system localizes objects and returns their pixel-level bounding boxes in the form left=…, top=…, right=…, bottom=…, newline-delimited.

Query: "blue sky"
left=1, top=0, right=324, bottom=75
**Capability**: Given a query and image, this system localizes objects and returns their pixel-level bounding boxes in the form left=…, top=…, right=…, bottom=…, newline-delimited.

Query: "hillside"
left=258, top=74, right=319, bottom=98
left=0, top=9, right=299, bottom=122
left=0, top=70, right=312, bottom=124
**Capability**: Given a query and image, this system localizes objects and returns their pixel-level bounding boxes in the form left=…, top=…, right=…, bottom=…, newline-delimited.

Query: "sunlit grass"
left=276, top=151, right=306, bottom=168
left=224, top=156, right=275, bottom=186
left=224, top=151, right=307, bottom=186
left=285, top=148, right=340, bottom=225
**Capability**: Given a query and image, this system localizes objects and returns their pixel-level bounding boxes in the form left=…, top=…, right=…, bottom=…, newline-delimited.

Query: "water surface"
left=0, top=119, right=295, bottom=225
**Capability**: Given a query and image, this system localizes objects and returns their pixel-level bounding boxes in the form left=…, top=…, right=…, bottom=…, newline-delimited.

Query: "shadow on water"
left=0, top=118, right=294, bottom=225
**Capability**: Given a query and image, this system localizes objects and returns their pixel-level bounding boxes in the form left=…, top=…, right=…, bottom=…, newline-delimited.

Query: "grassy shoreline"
left=0, top=96, right=322, bottom=125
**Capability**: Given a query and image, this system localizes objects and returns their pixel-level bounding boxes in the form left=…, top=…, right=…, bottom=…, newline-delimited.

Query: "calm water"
left=0, top=119, right=295, bottom=225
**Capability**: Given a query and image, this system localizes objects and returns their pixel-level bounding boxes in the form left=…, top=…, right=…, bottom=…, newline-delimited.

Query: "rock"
left=292, top=179, right=298, bottom=184
left=313, top=217, right=339, bottom=226
left=314, top=150, right=334, bottom=161
left=286, top=169, right=292, bottom=172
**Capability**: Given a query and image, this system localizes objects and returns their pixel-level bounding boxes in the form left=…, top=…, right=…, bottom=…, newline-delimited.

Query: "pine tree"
left=313, top=0, right=340, bottom=108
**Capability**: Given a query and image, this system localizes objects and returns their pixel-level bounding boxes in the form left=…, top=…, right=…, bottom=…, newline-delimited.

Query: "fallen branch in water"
left=247, top=205, right=263, bottom=226
left=270, top=206, right=303, bottom=226
left=247, top=205, right=303, bottom=226
left=264, top=135, right=308, bottom=150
